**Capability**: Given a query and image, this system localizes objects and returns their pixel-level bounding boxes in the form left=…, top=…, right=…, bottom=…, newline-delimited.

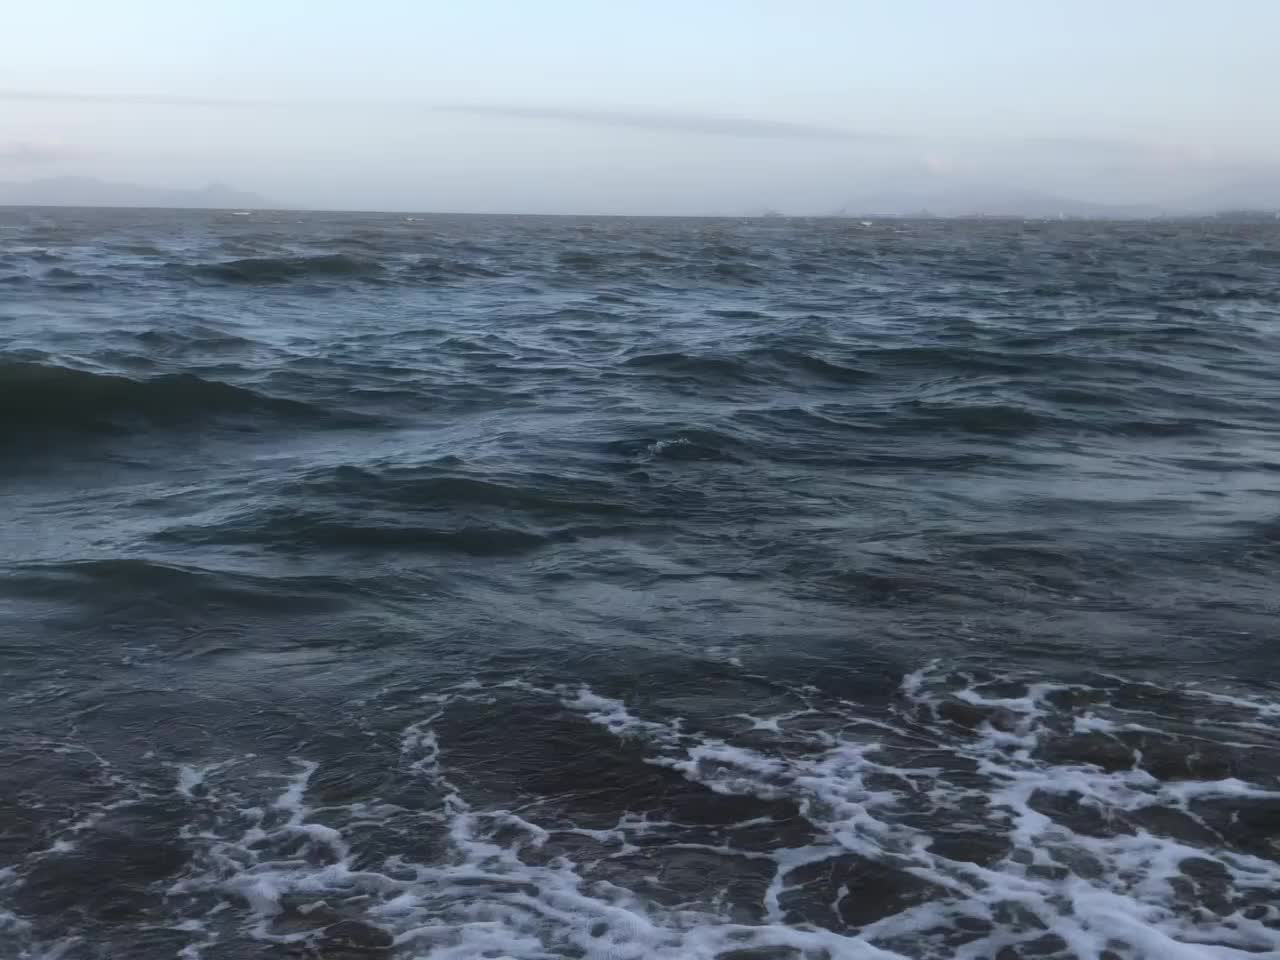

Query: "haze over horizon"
left=3, top=0, right=1279, bottom=216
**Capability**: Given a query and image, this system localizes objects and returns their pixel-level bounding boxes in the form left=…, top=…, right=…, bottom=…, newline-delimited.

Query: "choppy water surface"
left=2, top=207, right=1279, bottom=960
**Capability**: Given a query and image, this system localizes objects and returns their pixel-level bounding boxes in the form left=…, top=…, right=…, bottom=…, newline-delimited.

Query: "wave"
left=157, top=508, right=553, bottom=556
left=708, top=261, right=762, bottom=284
left=621, top=351, right=764, bottom=384
left=131, top=326, right=258, bottom=356
left=19, top=249, right=64, bottom=263
left=601, top=428, right=749, bottom=466
left=0, top=559, right=357, bottom=615
left=285, top=464, right=630, bottom=518
left=185, top=253, right=385, bottom=284
left=868, top=345, right=1042, bottom=375
left=1246, top=247, right=1280, bottom=265
left=32, top=265, right=101, bottom=291
left=905, top=399, right=1042, bottom=436
left=706, top=308, right=766, bottom=320
left=556, top=249, right=678, bottom=272
left=748, top=346, right=874, bottom=383
left=620, top=345, right=874, bottom=389
left=407, top=256, right=504, bottom=281
left=0, top=359, right=359, bottom=438
left=110, top=242, right=166, bottom=256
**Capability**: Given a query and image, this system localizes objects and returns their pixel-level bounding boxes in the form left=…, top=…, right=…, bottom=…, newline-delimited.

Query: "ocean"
left=1, top=207, right=1278, bottom=960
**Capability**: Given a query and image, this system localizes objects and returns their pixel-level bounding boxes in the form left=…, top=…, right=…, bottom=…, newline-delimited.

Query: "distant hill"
left=1185, top=177, right=1280, bottom=217
left=834, top=185, right=1171, bottom=220
left=0, top=177, right=270, bottom=209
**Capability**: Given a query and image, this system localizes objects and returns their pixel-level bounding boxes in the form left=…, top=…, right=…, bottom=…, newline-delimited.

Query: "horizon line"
left=2, top=199, right=1276, bottom=222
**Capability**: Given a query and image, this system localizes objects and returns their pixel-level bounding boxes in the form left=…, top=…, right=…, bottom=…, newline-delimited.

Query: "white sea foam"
left=9, top=667, right=1276, bottom=958
left=548, top=668, right=1280, bottom=959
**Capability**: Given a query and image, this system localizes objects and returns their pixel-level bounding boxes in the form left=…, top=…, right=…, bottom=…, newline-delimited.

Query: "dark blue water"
left=2, top=207, right=1279, bottom=960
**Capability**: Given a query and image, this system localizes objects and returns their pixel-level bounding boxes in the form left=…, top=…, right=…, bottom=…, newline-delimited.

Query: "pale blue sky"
left=2, top=0, right=1278, bottom=213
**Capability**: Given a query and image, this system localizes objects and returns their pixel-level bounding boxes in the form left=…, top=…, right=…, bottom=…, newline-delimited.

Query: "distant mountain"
left=1184, top=175, right=1280, bottom=216
left=836, top=184, right=1171, bottom=220
left=0, top=177, right=270, bottom=209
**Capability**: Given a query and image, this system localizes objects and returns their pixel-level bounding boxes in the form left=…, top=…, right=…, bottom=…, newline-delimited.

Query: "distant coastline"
left=0, top=176, right=1275, bottom=221
left=0, top=177, right=270, bottom=210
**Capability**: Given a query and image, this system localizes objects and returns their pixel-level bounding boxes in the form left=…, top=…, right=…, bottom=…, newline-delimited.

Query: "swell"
left=286, top=464, right=630, bottom=517
left=152, top=458, right=658, bottom=555
left=131, top=325, right=259, bottom=358
left=620, top=351, right=766, bottom=384
left=0, top=359, right=364, bottom=439
left=618, top=345, right=872, bottom=387
left=156, top=508, right=556, bottom=557
left=611, top=338, right=1262, bottom=412
left=406, top=255, right=505, bottom=281
left=178, top=252, right=505, bottom=286
left=183, top=253, right=385, bottom=284
left=0, top=559, right=359, bottom=615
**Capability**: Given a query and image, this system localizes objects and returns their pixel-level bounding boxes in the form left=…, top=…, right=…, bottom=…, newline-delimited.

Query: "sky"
left=1, top=0, right=1278, bottom=214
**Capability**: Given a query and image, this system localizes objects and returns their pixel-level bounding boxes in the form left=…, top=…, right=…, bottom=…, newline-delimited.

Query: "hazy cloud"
left=0, top=141, right=73, bottom=165
left=0, top=88, right=888, bottom=143
left=431, top=104, right=893, bottom=142
left=0, top=88, right=255, bottom=108
left=1, top=89, right=1200, bottom=158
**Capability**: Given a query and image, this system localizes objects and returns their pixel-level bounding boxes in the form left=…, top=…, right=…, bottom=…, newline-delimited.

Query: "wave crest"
left=0, top=359, right=354, bottom=438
